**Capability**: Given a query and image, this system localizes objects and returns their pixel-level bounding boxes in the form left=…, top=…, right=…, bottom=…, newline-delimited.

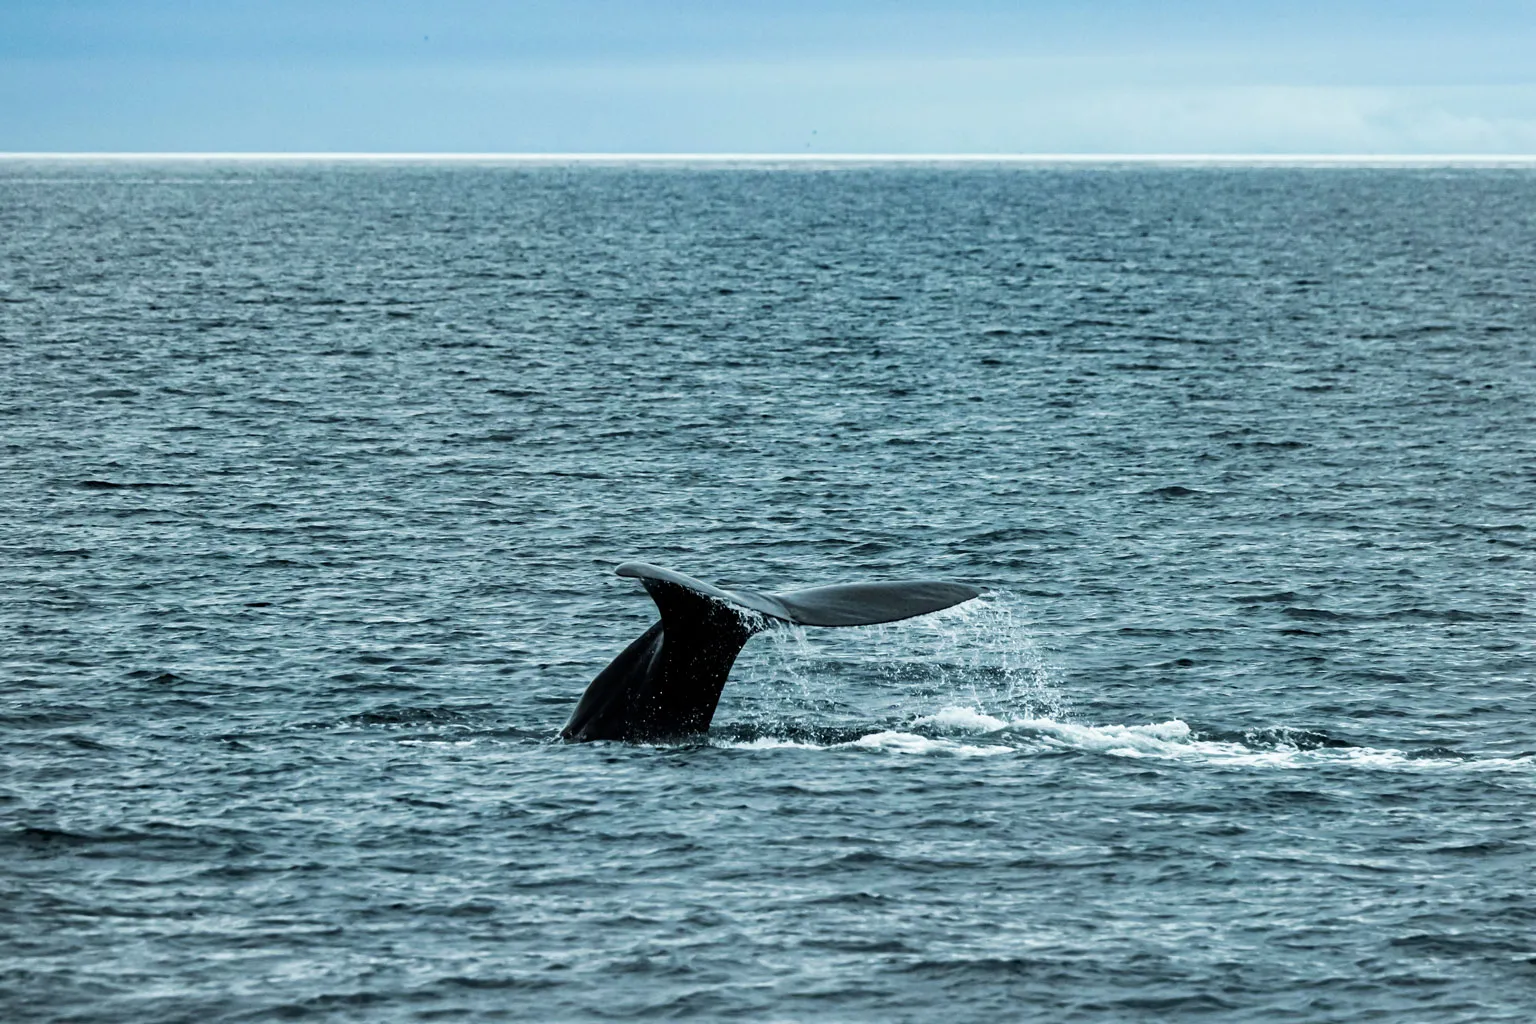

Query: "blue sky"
left=3, top=1, right=1534, bottom=153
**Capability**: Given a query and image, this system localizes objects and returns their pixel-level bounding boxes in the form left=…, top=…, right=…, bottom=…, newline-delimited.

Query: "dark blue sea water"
left=2, top=160, right=1534, bottom=1022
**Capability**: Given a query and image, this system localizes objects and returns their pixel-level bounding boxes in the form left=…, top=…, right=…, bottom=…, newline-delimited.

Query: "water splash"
left=715, top=596, right=1532, bottom=774
left=725, top=592, right=1063, bottom=728
left=862, top=594, right=1065, bottom=719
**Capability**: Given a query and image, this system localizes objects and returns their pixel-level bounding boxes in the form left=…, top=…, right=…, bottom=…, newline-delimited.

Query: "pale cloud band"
left=3, top=2, right=1534, bottom=154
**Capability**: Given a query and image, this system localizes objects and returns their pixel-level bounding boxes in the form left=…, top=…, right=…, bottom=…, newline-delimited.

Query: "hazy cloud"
left=3, top=1, right=1534, bottom=152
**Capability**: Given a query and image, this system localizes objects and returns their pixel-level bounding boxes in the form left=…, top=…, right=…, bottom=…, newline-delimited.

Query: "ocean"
left=2, top=159, right=1533, bottom=1021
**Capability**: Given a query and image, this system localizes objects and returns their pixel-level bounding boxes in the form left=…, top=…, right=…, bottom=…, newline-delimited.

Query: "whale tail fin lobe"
left=614, top=561, right=979, bottom=627
left=771, top=580, right=980, bottom=627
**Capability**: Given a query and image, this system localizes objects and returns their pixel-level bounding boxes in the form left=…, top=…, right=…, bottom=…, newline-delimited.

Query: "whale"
left=561, top=562, right=980, bottom=742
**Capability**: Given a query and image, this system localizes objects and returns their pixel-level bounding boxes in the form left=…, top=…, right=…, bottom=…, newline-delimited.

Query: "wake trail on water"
left=716, top=595, right=1534, bottom=773
left=716, top=707, right=1535, bottom=772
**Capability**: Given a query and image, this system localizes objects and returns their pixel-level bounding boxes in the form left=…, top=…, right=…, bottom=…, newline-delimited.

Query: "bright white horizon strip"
left=5, top=152, right=1536, bottom=166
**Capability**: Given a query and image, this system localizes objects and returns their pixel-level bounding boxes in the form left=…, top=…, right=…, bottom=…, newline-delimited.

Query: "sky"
left=3, top=1, right=1535, bottom=154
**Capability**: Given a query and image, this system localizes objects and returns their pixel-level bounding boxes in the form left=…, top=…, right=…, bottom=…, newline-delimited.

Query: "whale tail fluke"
left=614, top=561, right=979, bottom=627
left=769, top=579, right=981, bottom=627
left=561, top=562, right=981, bottom=743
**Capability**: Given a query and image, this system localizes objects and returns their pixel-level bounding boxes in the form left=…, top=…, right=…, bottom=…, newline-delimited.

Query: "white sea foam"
left=717, top=705, right=1535, bottom=772
left=848, top=730, right=1012, bottom=757
left=912, top=706, right=1010, bottom=733
left=724, top=735, right=827, bottom=751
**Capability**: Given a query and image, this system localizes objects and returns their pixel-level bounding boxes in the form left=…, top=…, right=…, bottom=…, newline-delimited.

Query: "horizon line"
left=5, top=152, right=1536, bottom=165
